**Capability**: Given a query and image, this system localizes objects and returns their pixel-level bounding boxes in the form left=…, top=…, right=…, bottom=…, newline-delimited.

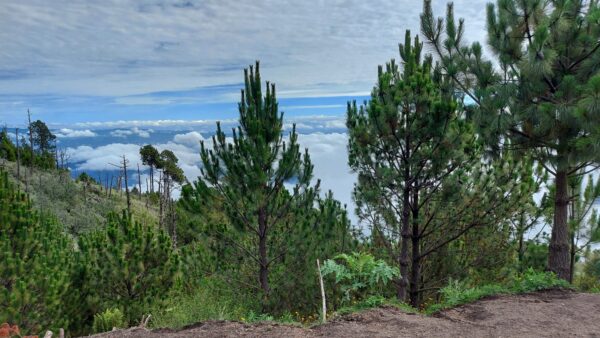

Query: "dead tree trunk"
left=122, top=156, right=131, bottom=214
left=27, top=109, right=34, bottom=193
left=15, top=128, right=20, bottom=181
left=137, top=164, right=142, bottom=199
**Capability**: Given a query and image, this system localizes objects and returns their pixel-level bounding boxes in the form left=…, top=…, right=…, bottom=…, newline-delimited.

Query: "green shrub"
left=0, top=171, right=74, bottom=335
left=510, top=268, right=570, bottom=293
left=78, top=210, right=179, bottom=324
left=92, top=308, right=126, bottom=333
left=321, top=252, right=399, bottom=304
left=149, top=276, right=253, bottom=329
left=427, top=269, right=571, bottom=313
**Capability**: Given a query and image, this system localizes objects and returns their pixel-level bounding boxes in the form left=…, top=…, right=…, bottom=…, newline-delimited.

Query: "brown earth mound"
left=88, top=290, right=600, bottom=337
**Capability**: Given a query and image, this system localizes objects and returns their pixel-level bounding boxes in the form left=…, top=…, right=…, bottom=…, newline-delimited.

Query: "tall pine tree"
left=194, top=61, right=318, bottom=306
left=421, top=0, right=600, bottom=280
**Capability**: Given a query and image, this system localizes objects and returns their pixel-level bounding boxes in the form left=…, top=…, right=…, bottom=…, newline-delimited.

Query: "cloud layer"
left=0, top=0, right=489, bottom=125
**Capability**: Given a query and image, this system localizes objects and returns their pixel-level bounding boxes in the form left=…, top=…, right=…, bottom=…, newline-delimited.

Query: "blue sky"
left=0, top=0, right=489, bottom=127
left=0, top=0, right=492, bottom=227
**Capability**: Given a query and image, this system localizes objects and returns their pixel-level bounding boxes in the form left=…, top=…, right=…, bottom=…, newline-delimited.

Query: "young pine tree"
left=347, top=30, right=535, bottom=306
left=0, top=171, right=73, bottom=335
left=421, top=0, right=600, bottom=280
left=77, top=211, right=179, bottom=324
left=194, top=61, right=317, bottom=306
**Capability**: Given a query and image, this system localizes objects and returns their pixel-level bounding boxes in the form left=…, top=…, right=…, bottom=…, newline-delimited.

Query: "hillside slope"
left=88, top=290, right=600, bottom=337
left=0, top=160, right=158, bottom=234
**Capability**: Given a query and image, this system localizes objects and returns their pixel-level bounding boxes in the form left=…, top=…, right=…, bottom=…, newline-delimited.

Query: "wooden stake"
left=317, top=259, right=327, bottom=323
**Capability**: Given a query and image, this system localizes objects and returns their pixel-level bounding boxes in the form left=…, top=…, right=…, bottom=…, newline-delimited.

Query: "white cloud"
left=67, top=143, right=143, bottom=171
left=173, top=131, right=204, bottom=147
left=110, top=127, right=151, bottom=138
left=55, top=128, right=97, bottom=138
left=75, top=119, right=237, bottom=129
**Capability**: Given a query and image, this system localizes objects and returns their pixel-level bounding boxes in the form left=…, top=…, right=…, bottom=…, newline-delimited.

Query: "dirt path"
left=90, top=290, right=600, bottom=337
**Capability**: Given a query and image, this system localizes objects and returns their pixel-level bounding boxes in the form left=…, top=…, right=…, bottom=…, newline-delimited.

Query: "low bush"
left=92, top=308, right=126, bottom=333
left=426, top=269, right=571, bottom=313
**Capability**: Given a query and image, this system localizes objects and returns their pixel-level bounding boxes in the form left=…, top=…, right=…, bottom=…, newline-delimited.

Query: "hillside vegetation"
left=0, top=160, right=159, bottom=234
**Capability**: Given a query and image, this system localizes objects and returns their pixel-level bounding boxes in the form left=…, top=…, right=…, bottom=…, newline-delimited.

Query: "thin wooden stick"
left=317, top=259, right=327, bottom=323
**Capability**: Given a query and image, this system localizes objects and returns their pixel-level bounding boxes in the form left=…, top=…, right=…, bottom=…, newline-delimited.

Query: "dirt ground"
left=89, top=290, right=600, bottom=337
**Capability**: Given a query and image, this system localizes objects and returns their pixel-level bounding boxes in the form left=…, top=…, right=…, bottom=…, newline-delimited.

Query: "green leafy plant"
left=92, top=308, right=126, bottom=333
left=510, top=268, right=570, bottom=293
left=321, top=252, right=399, bottom=303
left=427, top=269, right=571, bottom=313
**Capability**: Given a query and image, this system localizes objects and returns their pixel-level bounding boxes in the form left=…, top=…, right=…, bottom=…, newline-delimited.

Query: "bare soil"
left=89, top=290, right=600, bottom=337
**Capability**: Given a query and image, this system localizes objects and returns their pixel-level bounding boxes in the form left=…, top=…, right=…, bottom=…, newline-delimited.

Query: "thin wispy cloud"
left=0, top=0, right=489, bottom=125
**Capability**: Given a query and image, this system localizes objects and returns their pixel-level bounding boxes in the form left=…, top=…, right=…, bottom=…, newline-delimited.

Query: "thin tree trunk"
left=150, top=166, right=154, bottom=193
left=258, top=208, right=270, bottom=303
left=409, top=186, right=421, bottom=307
left=15, top=128, right=20, bottom=181
left=548, top=169, right=571, bottom=280
left=170, top=199, right=177, bottom=248
left=158, top=171, right=163, bottom=227
left=27, top=109, right=33, bottom=178
left=398, top=136, right=410, bottom=301
left=569, top=188, right=576, bottom=283
left=137, top=164, right=142, bottom=199
left=122, top=156, right=131, bottom=214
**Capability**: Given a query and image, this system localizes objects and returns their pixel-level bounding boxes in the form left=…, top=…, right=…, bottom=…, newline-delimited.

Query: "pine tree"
left=29, top=120, right=56, bottom=155
left=348, top=30, right=535, bottom=305
left=0, top=170, right=73, bottom=334
left=140, top=145, right=160, bottom=193
left=348, top=31, right=465, bottom=302
left=77, top=210, right=179, bottom=324
left=421, top=0, right=600, bottom=280
left=193, top=61, right=318, bottom=306
left=0, top=128, right=16, bottom=162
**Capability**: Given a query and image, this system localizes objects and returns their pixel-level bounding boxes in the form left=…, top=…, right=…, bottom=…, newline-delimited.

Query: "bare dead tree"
left=15, top=128, right=20, bottom=181
left=137, top=163, right=142, bottom=199
left=27, top=109, right=33, bottom=193
left=158, top=170, right=163, bottom=228
left=110, top=156, right=131, bottom=213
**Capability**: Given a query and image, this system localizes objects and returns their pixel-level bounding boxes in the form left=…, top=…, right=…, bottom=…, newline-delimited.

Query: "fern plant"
left=321, top=252, right=399, bottom=303
left=92, top=308, right=126, bottom=333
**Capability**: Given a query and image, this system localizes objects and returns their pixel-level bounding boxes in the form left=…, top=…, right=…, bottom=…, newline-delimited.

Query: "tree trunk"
left=569, top=191, right=576, bottom=283
left=122, top=156, right=131, bottom=214
left=258, top=208, right=270, bottom=302
left=409, top=187, right=420, bottom=308
left=15, top=128, right=20, bottom=181
left=137, top=164, right=142, bottom=199
left=398, top=178, right=410, bottom=301
left=150, top=165, right=154, bottom=192
left=548, top=169, right=571, bottom=280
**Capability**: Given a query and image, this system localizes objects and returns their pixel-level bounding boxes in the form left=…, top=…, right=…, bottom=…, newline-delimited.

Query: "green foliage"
left=0, top=170, right=73, bottom=335
left=76, top=172, right=97, bottom=185
left=421, top=0, right=600, bottom=280
left=426, top=269, right=571, bottom=313
left=150, top=277, right=255, bottom=329
left=29, top=120, right=56, bottom=154
left=78, top=210, right=179, bottom=324
left=92, top=308, right=126, bottom=333
left=188, top=61, right=334, bottom=311
left=576, top=250, right=600, bottom=292
left=335, top=295, right=417, bottom=317
left=321, top=252, right=399, bottom=304
left=0, top=129, right=16, bottom=162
